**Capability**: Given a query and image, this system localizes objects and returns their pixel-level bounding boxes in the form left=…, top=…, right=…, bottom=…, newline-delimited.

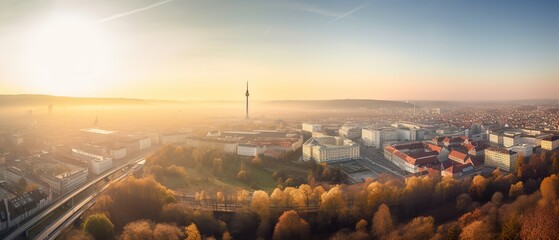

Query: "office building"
left=339, top=125, right=361, bottom=140
left=362, top=127, right=398, bottom=149
left=302, top=123, right=322, bottom=133
left=89, top=158, right=113, bottom=175
left=302, top=137, right=360, bottom=163
left=541, top=136, right=559, bottom=151
left=485, top=147, right=518, bottom=172
left=41, top=168, right=88, bottom=195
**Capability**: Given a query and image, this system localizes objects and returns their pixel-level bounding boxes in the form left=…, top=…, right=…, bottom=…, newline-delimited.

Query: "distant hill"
left=0, top=94, right=175, bottom=107
left=265, top=99, right=414, bottom=109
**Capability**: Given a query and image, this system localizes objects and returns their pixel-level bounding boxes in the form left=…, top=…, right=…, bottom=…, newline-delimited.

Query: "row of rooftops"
left=0, top=189, right=48, bottom=222
left=386, top=139, right=483, bottom=174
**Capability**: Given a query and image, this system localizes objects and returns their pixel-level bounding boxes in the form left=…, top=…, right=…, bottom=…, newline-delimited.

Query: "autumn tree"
left=456, top=193, right=472, bottom=211
left=499, top=215, right=521, bottom=240
left=550, top=152, right=559, bottom=174
left=185, top=223, right=202, bottom=240
left=318, top=186, right=348, bottom=226
left=153, top=223, right=183, bottom=240
left=250, top=190, right=271, bottom=236
left=521, top=206, right=559, bottom=240
left=99, top=176, right=175, bottom=228
left=120, top=220, right=153, bottom=240
left=400, top=216, right=435, bottom=240
left=222, top=231, right=232, bottom=240
left=82, top=213, right=115, bottom=240
left=514, top=154, right=525, bottom=175
left=272, top=210, right=310, bottom=240
left=539, top=174, right=559, bottom=207
left=508, top=182, right=524, bottom=198
left=469, top=175, right=488, bottom=200
left=251, top=155, right=263, bottom=167
left=355, top=219, right=368, bottom=232
left=372, top=204, right=393, bottom=238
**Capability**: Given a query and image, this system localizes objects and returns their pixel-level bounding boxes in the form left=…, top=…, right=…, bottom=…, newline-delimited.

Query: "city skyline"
left=0, top=0, right=558, bottom=101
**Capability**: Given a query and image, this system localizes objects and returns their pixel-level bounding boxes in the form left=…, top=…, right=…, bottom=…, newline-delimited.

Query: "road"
left=34, top=161, right=138, bottom=240
left=2, top=156, right=147, bottom=240
left=360, top=147, right=407, bottom=178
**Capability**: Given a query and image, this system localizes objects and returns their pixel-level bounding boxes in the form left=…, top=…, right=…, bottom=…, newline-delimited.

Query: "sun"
left=24, top=14, right=114, bottom=96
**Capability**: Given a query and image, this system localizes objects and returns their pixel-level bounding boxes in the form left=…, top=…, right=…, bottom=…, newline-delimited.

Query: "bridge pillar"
left=25, top=229, right=29, bottom=239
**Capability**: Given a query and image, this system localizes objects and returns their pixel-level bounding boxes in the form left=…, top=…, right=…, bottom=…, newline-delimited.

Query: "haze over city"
left=1, top=1, right=559, bottom=240
left=1, top=0, right=558, bottom=101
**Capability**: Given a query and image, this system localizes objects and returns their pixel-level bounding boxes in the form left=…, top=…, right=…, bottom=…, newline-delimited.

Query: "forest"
left=62, top=145, right=559, bottom=240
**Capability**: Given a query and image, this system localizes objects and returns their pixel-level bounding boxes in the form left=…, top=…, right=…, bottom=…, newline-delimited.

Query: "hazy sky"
left=0, top=0, right=557, bottom=101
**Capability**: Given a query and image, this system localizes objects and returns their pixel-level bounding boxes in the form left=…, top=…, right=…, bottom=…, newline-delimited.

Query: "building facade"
left=41, top=168, right=88, bottom=195
left=485, top=147, right=517, bottom=172
left=362, top=127, right=398, bottom=149
left=541, top=136, right=559, bottom=151
left=303, top=137, right=360, bottom=163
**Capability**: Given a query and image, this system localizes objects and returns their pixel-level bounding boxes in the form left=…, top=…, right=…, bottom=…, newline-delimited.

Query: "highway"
left=3, top=156, right=146, bottom=240
left=34, top=162, right=138, bottom=240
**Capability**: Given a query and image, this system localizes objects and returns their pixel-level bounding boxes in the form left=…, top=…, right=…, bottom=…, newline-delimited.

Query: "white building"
left=362, top=127, right=398, bottom=149
left=489, top=132, right=503, bottom=145
left=89, top=158, right=113, bottom=175
left=302, top=123, right=322, bottom=133
left=339, top=126, right=361, bottom=140
left=4, top=167, right=24, bottom=186
left=508, top=144, right=534, bottom=157
left=485, top=147, right=518, bottom=172
left=110, top=146, right=127, bottom=160
left=541, top=136, right=559, bottom=151
left=138, top=137, right=152, bottom=150
left=41, top=168, right=88, bottom=195
left=302, top=137, right=360, bottom=163
left=237, top=144, right=264, bottom=157
left=502, top=131, right=521, bottom=147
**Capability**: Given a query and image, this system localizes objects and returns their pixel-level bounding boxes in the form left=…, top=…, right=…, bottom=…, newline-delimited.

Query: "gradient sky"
left=0, top=0, right=558, bottom=101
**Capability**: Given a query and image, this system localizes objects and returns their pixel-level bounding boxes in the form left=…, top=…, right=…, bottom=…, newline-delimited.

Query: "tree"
left=99, top=176, right=176, bottom=228
left=120, top=220, right=153, bottom=240
left=514, top=154, right=525, bottom=175
left=460, top=221, right=483, bottom=240
left=444, top=222, right=461, bottom=240
left=250, top=190, right=270, bottom=219
left=400, top=216, right=435, bottom=240
left=469, top=175, right=488, bottom=200
left=251, top=155, right=262, bottom=167
left=153, top=223, right=183, bottom=240
left=550, top=152, right=559, bottom=174
left=491, top=192, right=504, bottom=206
left=82, top=213, right=115, bottom=240
left=372, top=204, right=393, bottom=237
left=355, top=219, right=368, bottom=232
left=185, top=223, right=202, bottom=240
left=499, top=216, right=521, bottom=240
left=539, top=174, right=559, bottom=206
left=222, top=231, right=232, bottom=240
left=456, top=193, right=472, bottom=211
left=272, top=210, right=310, bottom=240
left=508, top=182, right=524, bottom=198
left=521, top=206, right=559, bottom=240
left=237, top=169, right=248, bottom=182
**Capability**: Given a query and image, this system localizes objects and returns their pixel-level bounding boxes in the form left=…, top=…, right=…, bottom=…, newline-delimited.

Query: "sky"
left=0, top=0, right=558, bottom=101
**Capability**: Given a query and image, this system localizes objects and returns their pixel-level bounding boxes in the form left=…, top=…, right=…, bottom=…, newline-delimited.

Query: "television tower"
left=245, top=81, right=249, bottom=119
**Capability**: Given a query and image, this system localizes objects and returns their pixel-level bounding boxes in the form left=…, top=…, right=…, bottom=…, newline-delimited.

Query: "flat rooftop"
left=80, top=128, right=117, bottom=135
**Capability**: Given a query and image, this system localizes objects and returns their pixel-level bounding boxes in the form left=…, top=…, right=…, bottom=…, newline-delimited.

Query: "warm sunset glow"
left=24, top=14, right=114, bottom=96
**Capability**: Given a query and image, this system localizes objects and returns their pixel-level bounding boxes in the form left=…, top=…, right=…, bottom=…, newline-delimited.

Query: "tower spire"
left=245, top=81, right=249, bottom=119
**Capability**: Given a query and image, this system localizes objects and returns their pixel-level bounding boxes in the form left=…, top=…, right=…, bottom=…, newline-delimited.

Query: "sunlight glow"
left=24, top=14, right=114, bottom=96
